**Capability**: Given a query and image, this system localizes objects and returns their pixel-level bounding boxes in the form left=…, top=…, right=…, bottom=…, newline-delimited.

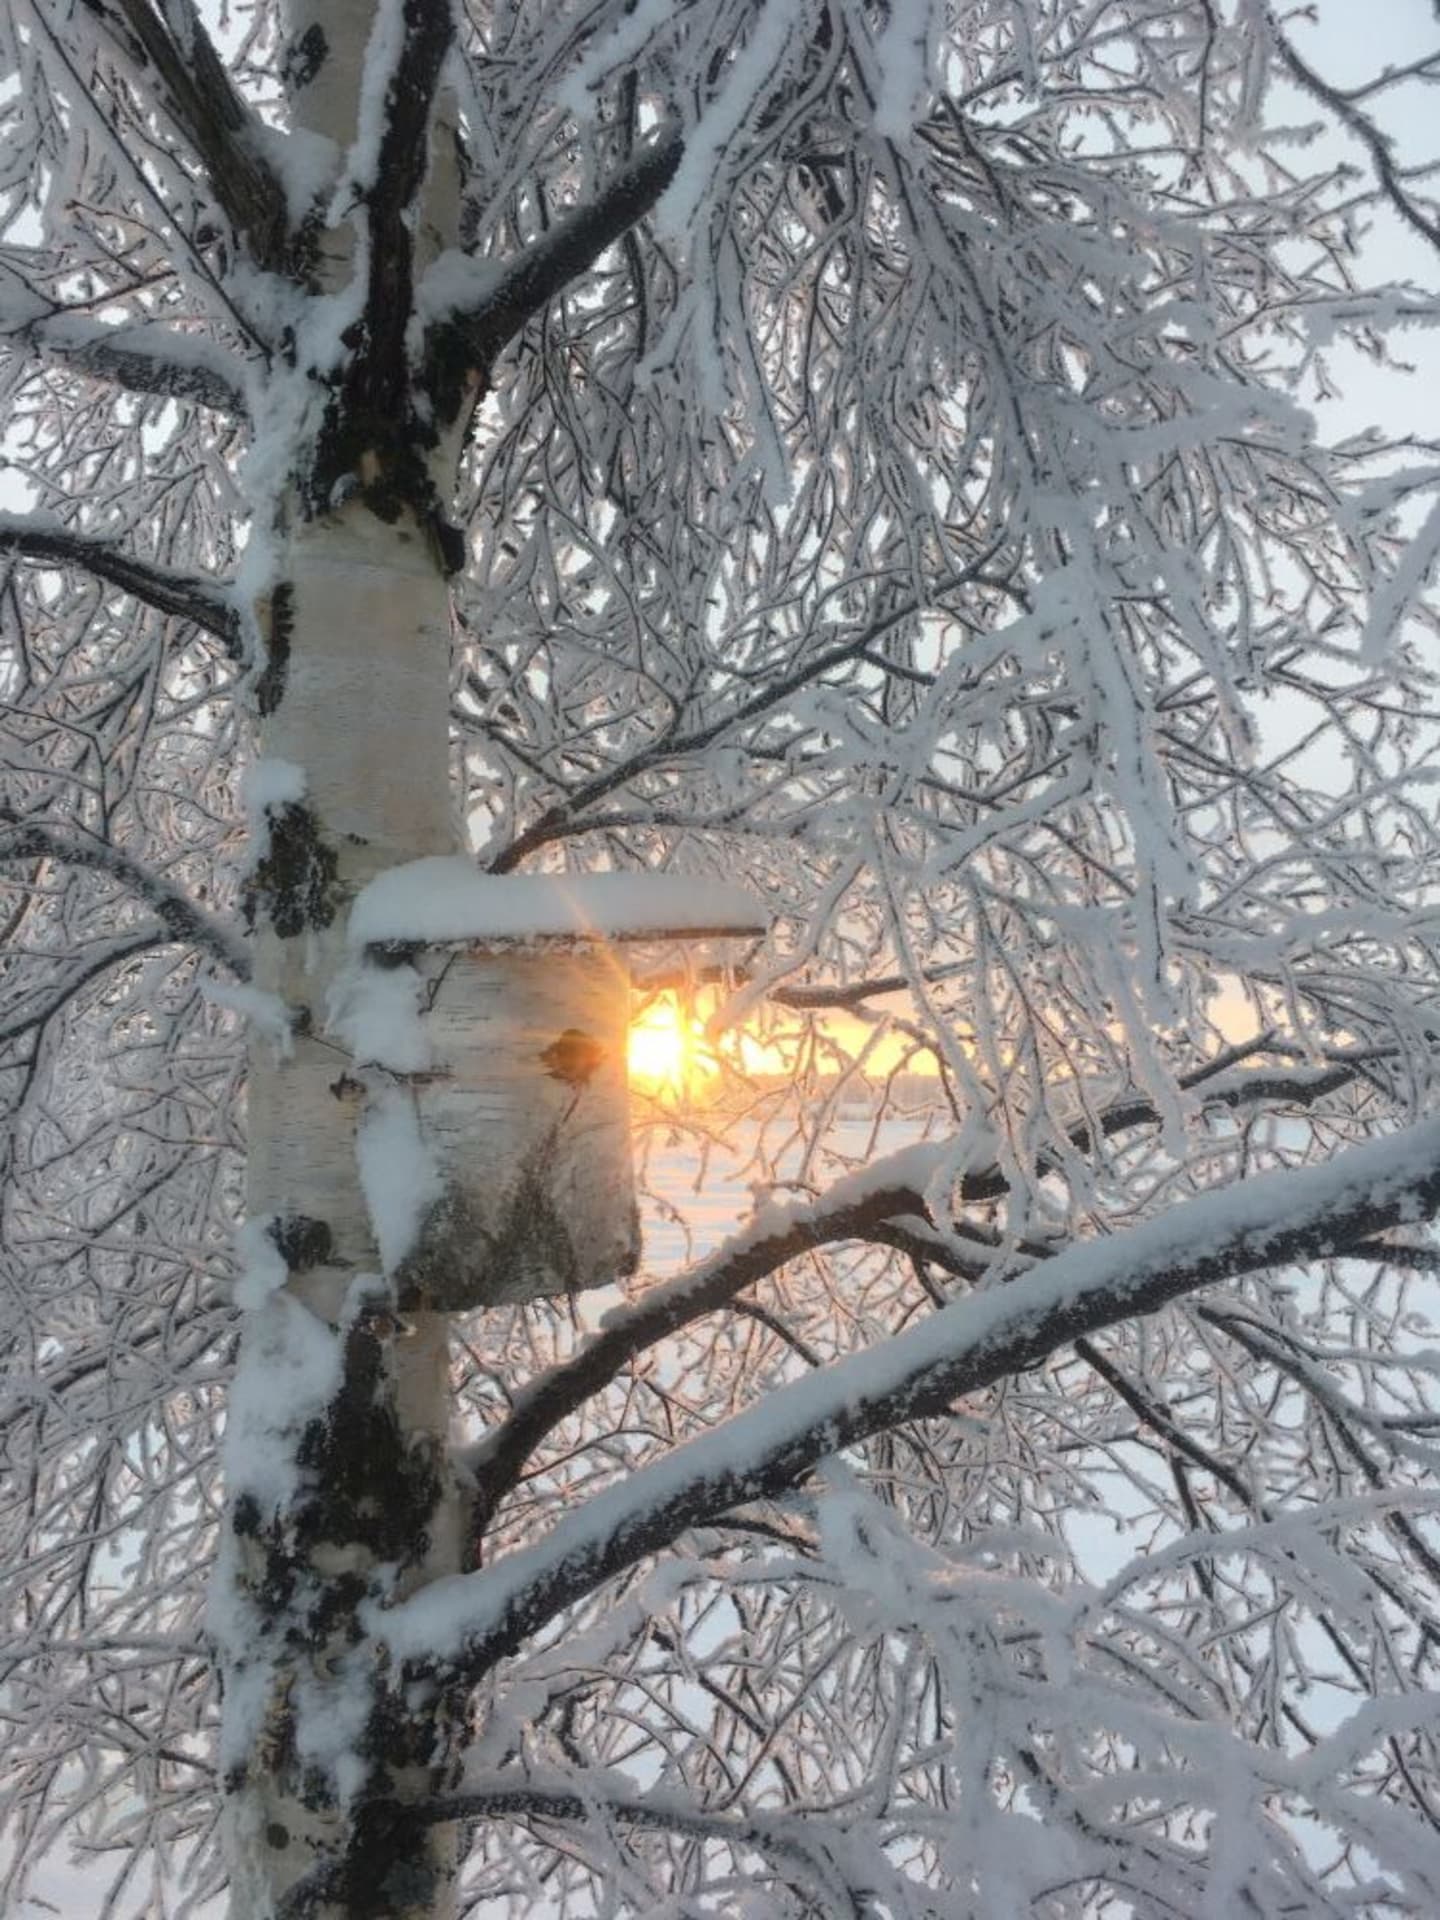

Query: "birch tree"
left=4, top=2, right=1440, bottom=1915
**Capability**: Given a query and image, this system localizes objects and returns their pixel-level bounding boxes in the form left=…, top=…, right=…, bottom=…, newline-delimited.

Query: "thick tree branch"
left=422, top=127, right=684, bottom=424
left=304, top=3, right=463, bottom=536
left=386, top=1108, right=1440, bottom=1684
left=463, top=1054, right=1370, bottom=1525
left=0, top=811, right=250, bottom=978
left=15, top=312, right=249, bottom=414
left=276, top=1776, right=853, bottom=1919
left=348, top=0, right=455, bottom=427
left=0, top=513, right=243, bottom=655
left=80, top=0, right=291, bottom=269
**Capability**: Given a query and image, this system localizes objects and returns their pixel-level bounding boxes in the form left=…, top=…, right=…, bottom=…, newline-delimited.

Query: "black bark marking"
left=539, top=1027, right=606, bottom=1085
left=245, top=800, right=339, bottom=938
left=334, top=1795, right=445, bottom=1920
left=293, top=1323, right=444, bottom=1570
left=269, top=1214, right=335, bottom=1271
left=282, top=23, right=327, bottom=91
left=254, top=581, right=293, bottom=717
left=305, top=400, right=465, bottom=575
left=232, top=1492, right=263, bottom=1538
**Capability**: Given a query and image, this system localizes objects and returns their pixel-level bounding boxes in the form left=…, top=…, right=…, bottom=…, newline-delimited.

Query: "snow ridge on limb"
left=274, top=1771, right=860, bottom=1920
left=387, top=1108, right=1440, bottom=1677
left=0, top=287, right=249, bottom=414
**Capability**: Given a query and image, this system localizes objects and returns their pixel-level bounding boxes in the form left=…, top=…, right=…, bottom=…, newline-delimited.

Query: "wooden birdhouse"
left=346, top=861, right=766, bottom=1311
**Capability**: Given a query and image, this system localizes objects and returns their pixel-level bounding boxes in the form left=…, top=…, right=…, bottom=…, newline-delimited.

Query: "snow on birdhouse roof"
left=349, top=857, right=768, bottom=949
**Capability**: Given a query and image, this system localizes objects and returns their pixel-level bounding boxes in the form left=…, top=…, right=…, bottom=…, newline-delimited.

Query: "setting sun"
left=628, top=994, right=719, bottom=1099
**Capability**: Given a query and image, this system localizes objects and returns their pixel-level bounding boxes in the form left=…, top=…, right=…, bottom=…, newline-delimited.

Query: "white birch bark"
left=217, top=510, right=468, bottom=1919
left=212, top=6, right=470, bottom=1912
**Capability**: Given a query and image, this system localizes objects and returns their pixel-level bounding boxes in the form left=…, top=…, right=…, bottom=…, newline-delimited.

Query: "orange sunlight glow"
left=628, top=993, right=720, bottom=1100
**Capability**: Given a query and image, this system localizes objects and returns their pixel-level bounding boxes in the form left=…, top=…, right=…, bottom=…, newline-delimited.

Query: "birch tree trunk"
left=210, top=6, right=469, bottom=1912
left=216, top=506, right=466, bottom=1920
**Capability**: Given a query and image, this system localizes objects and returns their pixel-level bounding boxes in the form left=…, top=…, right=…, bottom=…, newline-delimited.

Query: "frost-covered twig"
left=0, top=811, right=250, bottom=978
left=1270, top=17, right=1440, bottom=258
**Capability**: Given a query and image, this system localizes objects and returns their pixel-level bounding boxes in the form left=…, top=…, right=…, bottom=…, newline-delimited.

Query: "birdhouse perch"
left=345, top=861, right=766, bottom=1311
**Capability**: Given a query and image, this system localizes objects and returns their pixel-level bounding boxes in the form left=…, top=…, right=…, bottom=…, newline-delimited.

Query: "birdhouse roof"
left=349, top=858, right=769, bottom=949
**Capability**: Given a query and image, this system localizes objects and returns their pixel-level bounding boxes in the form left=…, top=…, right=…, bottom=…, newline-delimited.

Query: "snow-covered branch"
left=0, top=811, right=250, bottom=978
left=392, top=1110, right=1440, bottom=1681
left=0, top=513, right=242, bottom=653
left=0, top=928, right=184, bottom=1045
left=421, top=125, right=683, bottom=421
left=0, top=289, right=248, bottom=413
left=36, top=323, right=244, bottom=413
left=79, top=0, right=291, bottom=268
left=466, top=1052, right=1375, bottom=1523
left=463, top=1142, right=948, bottom=1523
left=276, top=1774, right=854, bottom=1919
